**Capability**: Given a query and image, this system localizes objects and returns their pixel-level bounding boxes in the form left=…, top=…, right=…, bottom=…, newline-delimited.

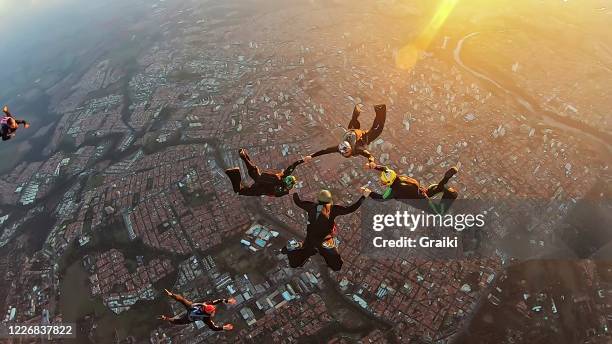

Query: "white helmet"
left=338, top=141, right=352, bottom=156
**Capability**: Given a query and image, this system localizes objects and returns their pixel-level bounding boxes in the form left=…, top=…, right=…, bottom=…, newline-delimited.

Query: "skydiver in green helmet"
left=225, top=148, right=307, bottom=197
left=362, top=165, right=459, bottom=214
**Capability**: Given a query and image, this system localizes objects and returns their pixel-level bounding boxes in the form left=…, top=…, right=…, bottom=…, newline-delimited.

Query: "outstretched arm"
left=15, top=119, right=28, bottom=127
left=293, top=193, right=314, bottom=210
left=208, top=298, right=228, bottom=305
left=311, top=146, right=338, bottom=158
left=357, top=149, right=375, bottom=164
left=370, top=192, right=384, bottom=199
left=203, top=318, right=225, bottom=331
left=281, top=159, right=304, bottom=177
left=372, top=187, right=394, bottom=200
left=334, top=196, right=366, bottom=216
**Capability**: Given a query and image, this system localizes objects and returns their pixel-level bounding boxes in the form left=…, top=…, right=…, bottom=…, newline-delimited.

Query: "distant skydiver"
left=158, top=289, right=236, bottom=331
left=362, top=166, right=459, bottom=214
left=281, top=189, right=366, bottom=271
left=225, top=148, right=307, bottom=197
left=1, top=106, right=29, bottom=141
left=306, top=104, right=386, bottom=169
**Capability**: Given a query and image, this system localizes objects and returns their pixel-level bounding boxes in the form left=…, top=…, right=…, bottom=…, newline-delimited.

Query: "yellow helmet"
left=317, top=189, right=333, bottom=204
left=380, top=168, right=397, bottom=186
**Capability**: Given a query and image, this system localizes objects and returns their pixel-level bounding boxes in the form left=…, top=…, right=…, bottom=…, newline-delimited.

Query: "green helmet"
left=283, top=175, right=297, bottom=189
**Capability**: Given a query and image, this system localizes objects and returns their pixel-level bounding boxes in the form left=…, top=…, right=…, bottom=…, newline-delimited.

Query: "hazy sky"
left=0, top=0, right=75, bottom=13
left=0, top=0, right=129, bottom=99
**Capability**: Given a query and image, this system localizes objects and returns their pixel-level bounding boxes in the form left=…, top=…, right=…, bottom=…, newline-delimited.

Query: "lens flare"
left=396, top=0, right=460, bottom=70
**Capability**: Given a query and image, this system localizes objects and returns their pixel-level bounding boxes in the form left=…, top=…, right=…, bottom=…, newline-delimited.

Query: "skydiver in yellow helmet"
left=281, top=188, right=367, bottom=271
left=362, top=164, right=459, bottom=214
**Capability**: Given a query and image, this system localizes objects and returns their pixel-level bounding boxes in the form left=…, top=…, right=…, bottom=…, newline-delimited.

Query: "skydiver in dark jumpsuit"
left=1, top=106, right=29, bottom=141
left=225, top=148, right=306, bottom=197
left=363, top=165, right=459, bottom=214
left=158, top=289, right=236, bottom=331
left=306, top=104, right=386, bottom=169
left=281, top=189, right=366, bottom=271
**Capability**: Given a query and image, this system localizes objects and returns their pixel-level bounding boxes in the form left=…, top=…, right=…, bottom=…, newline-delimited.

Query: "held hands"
left=364, top=162, right=376, bottom=170
left=223, top=324, right=234, bottom=331
left=226, top=298, right=237, bottom=305
left=360, top=187, right=372, bottom=198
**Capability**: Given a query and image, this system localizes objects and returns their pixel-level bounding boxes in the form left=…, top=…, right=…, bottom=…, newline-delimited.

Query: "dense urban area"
left=0, top=0, right=611, bottom=343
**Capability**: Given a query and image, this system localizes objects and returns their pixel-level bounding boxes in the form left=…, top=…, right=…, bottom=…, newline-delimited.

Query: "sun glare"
left=396, top=0, right=460, bottom=70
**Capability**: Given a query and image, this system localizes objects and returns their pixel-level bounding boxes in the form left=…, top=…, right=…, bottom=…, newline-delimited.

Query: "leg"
left=363, top=104, right=386, bottom=144
left=438, top=166, right=458, bottom=189
left=168, top=292, right=193, bottom=309
left=0, top=124, right=9, bottom=140
left=439, top=187, right=458, bottom=213
left=239, top=149, right=261, bottom=180
left=426, top=187, right=458, bottom=215
left=163, top=313, right=192, bottom=325
left=284, top=247, right=316, bottom=268
left=237, top=184, right=263, bottom=196
left=426, top=167, right=458, bottom=196
left=225, top=168, right=243, bottom=193
left=319, top=247, right=343, bottom=271
left=347, top=104, right=362, bottom=130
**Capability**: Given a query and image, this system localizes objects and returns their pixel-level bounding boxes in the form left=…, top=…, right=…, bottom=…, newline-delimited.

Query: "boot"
left=352, top=104, right=363, bottom=118
left=444, top=166, right=458, bottom=181
left=438, top=166, right=458, bottom=189
left=374, top=104, right=386, bottom=116
left=225, top=168, right=242, bottom=193
left=238, top=148, right=248, bottom=159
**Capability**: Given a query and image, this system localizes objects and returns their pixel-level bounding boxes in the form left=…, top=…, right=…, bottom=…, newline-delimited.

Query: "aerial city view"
left=0, top=0, right=610, bottom=343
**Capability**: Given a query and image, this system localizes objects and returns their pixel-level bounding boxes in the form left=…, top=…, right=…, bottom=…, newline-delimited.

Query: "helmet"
left=283, top=175, right=296, bottom=189
left=380, top=168, right=397, bottom=186
left=342, top=131, right=357, bottom=145
left=317, top=189, right=333, bottom=204
left=203, top=304, right=216, bottom=314
left=338, top=141, right=352, bottom=156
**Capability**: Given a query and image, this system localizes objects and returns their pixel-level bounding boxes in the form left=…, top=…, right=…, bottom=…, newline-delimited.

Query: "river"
left=454, top=32, right=612, bottom=159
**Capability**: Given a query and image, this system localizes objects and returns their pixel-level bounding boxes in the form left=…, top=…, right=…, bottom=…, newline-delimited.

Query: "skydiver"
left=158, top=289, right=236, bottom=331
left=281, top=189, right=366, bottom=271
left=362, top=165, right=459, bottom=214
left=305, top=104, right=386, bottom=169
left=225, top=148, right=306, bottom=197
left=1, top=106, right=29, bottom=141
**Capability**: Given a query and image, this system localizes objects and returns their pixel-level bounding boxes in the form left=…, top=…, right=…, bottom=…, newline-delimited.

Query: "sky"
left=0, top=0, right=130, bottom=99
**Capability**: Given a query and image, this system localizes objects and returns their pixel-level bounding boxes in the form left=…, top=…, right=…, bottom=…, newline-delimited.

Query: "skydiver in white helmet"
left=304, top=104, right=386, bottom=169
